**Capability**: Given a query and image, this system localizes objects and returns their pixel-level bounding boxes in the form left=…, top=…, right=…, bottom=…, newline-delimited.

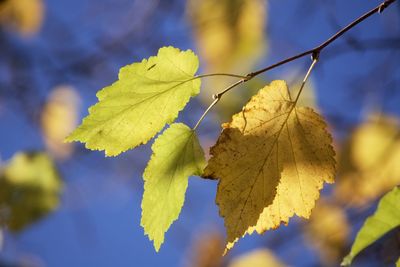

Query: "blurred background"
left=0, top=0, right=399, bottom=266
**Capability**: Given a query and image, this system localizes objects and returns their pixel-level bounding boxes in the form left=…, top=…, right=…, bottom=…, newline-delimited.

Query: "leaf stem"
left=293, top=57, right=319, bottom=105
left=192, top=0, right=396, bottom=130
left=192, top=79, right=246, bottom=130
left=192, top=98, right=219, bottom=131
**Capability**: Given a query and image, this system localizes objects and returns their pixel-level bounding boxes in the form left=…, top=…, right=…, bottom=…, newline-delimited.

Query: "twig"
left=192, top=0, right=397, bottom=130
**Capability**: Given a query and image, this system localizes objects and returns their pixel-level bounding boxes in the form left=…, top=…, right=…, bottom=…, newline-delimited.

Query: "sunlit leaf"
left=304, top=199, right=349, bottom=265
left=204, top=80, right=336, bottom=251
left=335, top=115, right=400, bottom=206
left=41, top=85, right=80, bottom=160
left=228, top=249, right=286, bottom=267
left=0, top=152, right=62, bottom=231
left=341, top=186, right=400, bottom=266
left=0, top=0, right=44, bottom=36
left=141, top=123, right=206, bottom=251
left=66, top=47, right=201, bottom=156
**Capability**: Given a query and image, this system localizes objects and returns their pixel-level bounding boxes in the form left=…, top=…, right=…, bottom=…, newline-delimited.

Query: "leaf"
left=41, top=85, right=80, bottom=160
left=0, top=152, right=62, bottom=231
left=228, top=249, right=286, bottom=267
left=341, top=186, right=400, bottom=266
left=304, top=199, right=350, bottom=265
left=397, top=257, right=400, bottom=267
left=0, top=0, right=44, bottom=36
left=335, top=115, right=400, bottom=206
left=187, top=230, right=224, bottom=267
left=203, top=80, right=336, bottom=251
left=141, top=123, right=206, bottom=251
left=187, top=0, right=268, bottom=121
left=66, top=46, right=201, bottom=156
left=188, top=0, right=267, bottom=71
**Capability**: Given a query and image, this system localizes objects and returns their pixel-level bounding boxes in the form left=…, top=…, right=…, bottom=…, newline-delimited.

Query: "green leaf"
left=141, top=123, right=206, bottom=251
left=0, top=152, right=62, bottom=231
left=341, top=186, right=400, bottom=266
left=397, top=257, right=400, bottom=267
left=65, top=46, right=201, bottom=156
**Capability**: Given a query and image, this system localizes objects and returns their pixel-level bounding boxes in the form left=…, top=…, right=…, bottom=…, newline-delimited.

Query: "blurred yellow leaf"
left=0, top=152, right=62, bottom=231
left=335, top=115, right=400, bottom=206
left=41, top=85, right=80, bottom=160
left=228, top=249, right=286, bottom=267
left=187, top=0, right=268, bottom=121
left=203, top=80, right=336, bottom=251
left=186, top=230, right=224, bottom=267
left=304, top=199, right=350, bottom=265
left=188, top=0, right=267, bottom=71
left=0, top=0, right=44, bottom=36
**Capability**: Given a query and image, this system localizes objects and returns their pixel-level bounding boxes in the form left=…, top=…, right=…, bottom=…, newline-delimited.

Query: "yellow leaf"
left=187, top=0, right=268, bottom=121
left=304, top=199, right=350, bottom=265
left=185, top=230, right=224, bottom=267
left=228, top=249, right=286, bottom=267
left=335, top=115, right=400, bottom=206
left=204, top=80, right=336, bottom=251
left=0, top=0, right=44, bottom=36
left=187, top=0, right=267, bottom=71
left=41, top=85, right=81, bottom=160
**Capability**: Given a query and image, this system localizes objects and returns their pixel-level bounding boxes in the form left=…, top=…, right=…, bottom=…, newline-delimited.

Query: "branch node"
left=311, top=51, right=320, bottom=61
left=379, top=0, right=394, bottom=13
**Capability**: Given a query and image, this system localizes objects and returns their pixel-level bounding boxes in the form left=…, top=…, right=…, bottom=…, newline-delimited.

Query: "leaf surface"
left=66, top=46, right=201, bottom=156
left=203, top=80, right=335, bottom=251
left=141, top=123, right=205, bottom=251
left=341, top=186, right=400, bottom=266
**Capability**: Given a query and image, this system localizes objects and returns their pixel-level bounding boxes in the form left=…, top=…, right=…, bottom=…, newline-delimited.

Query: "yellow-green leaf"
left=141, top=123, right=206, bottom=251
left=66, top=46, right=201, bottom=156
left=341, top=186, right=400, bottom=266
left=0, top=152, right=62, bottom=231
left=203, top=80, right=335, bottom=251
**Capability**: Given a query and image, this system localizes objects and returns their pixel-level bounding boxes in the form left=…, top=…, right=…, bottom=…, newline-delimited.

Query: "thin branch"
left=192, top=0, right=397, bottom=130
left=248, top=0, right=396, bottom=78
